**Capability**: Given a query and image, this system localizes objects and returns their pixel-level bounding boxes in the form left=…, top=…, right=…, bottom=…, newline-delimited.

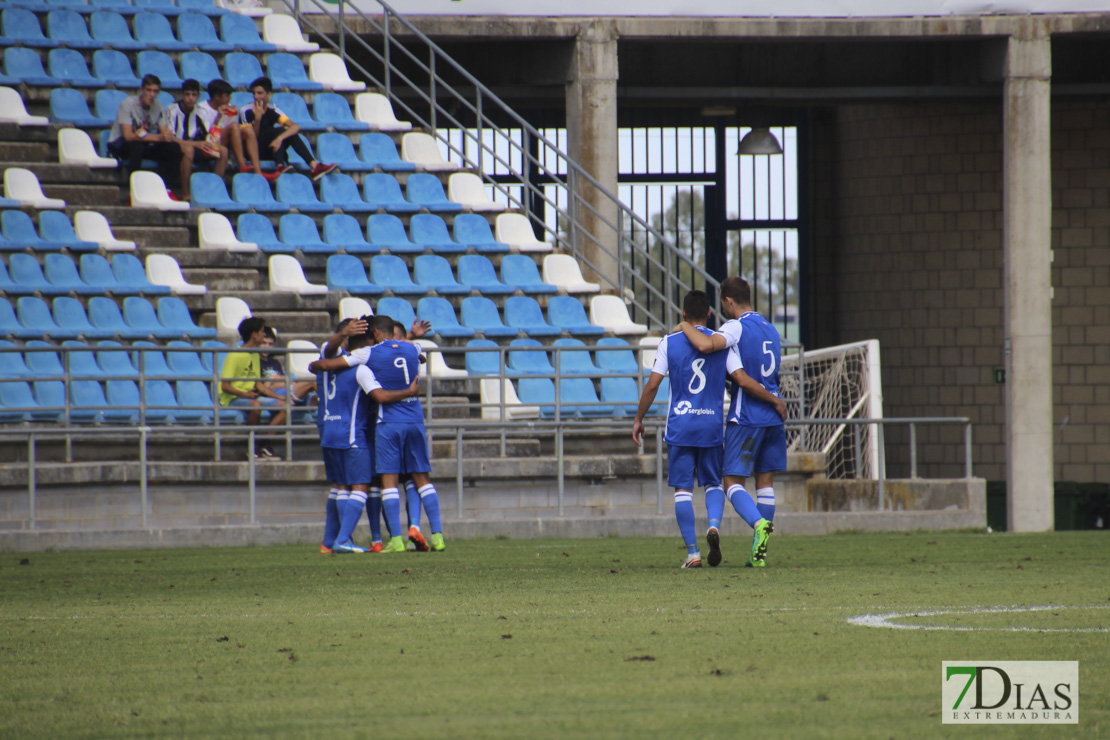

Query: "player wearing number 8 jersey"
left=678, top=277, right=787, bottom=567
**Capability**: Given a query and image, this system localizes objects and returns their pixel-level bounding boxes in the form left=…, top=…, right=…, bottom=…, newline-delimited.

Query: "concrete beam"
left=1002, top=32, right=1054, bottom=532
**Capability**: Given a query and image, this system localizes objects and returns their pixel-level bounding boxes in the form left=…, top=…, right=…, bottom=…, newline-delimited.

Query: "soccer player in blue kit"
left=678, top=276, right=787, bottom=567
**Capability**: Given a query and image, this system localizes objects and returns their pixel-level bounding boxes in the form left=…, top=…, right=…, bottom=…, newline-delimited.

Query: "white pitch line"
left=847, top=604, right=1110, bottom=632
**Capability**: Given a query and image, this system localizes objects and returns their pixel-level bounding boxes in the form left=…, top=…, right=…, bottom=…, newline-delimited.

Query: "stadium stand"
left=452, top=213, right=510, bottom=253
left=456, top=255, right=515, bottom=294
left=326, top=254, right=382, bottom=295
left=408, top=213, right=465, bottom=253
left=500, top=254, right=557, bottom=294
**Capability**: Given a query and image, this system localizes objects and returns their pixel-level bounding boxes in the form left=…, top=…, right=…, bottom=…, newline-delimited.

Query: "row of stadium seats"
left=0, top=252, right=167, bottom=294
left=0, top=337, right=224, bottom=377
left=1, top=295, right=215, bottom=339
left=0, top=204, right=134, bottom=252
left=3, top=0, right=233, bottom=17
left=322, top=253, right=556, bottom=295
left=477, top=375, right=668, bottom=420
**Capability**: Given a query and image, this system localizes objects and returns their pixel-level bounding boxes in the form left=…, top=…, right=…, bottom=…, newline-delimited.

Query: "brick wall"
left=810, top=100, right=1110, bottom=484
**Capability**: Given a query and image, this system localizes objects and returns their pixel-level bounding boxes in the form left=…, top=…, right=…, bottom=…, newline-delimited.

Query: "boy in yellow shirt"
left=220, top=317, right=287, bottom=459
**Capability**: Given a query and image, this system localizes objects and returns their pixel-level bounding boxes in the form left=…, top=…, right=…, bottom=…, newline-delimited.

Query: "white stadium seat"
left=415, top=338, right=468, bottom=379
left=286, top=339, right=319, bottom=380
left=400, top=132, right=458, bottom=172
left=58, top=129, right=118, bottom=169
left=495, top=213, right=552, bottom=252
left=269, top=255, right=329, bottom=295
left=0, top=87, right=49, bottom=126
left=146, top=254, right=206, bottom=296
left=216, top=296, right=252, bottom=337
left=447, top=172, right=505, bottom=213
left=639, top=336, right=661, bottom=371
left=589, top=295, right=648, bottom=336
left=354, top=92, right=412, bottom=132
left=338, top=296, right=373, bottom=321
left=480, top=378, right=539, bottom=420
left=4, top=167, right=65, bottom=209
left=218, top=0, right=272, bottom=17
left=198, top=213, right=258, bottom=252
left=73, top=210, right=136, bottom=251
left=308, top=53, right=366, bottom=92
left=542, top=254, right=600, bottom=294
left=130, top=171, right=189, bottom=211
left=262, top=14, right=319, bottom=52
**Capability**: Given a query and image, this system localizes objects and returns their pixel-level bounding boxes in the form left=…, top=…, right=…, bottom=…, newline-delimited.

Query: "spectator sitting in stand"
left=240, top=76, right=338, bottom=182
left=107, top=74, right=184, bottom=196
left=166, top=78, right=228, bottom=200
left=219, top=316, right=287, bottom=460
left=199, top=78, right=278, bottom=183
left=259, top=326, right=317, bottom=406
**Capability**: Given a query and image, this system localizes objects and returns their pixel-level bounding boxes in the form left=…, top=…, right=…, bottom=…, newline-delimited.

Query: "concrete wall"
left=811, top=99, right=1110, bottom=484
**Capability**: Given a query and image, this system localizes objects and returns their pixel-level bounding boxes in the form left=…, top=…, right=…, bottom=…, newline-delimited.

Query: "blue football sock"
left=404, top=479, right=420, bottom=530
left=335, top=490, right=367, bottom=545
left=335, top=490, right=350, bottom=522
left=367, top=488, right=383, bottom=543
left=419, top=483, right=442, bottom=533
left=382, top=487, right=403, bottom=540
left=727, top=484, right=763, bottom=529
left=705, top=485, right=725, bottom=531
left=674, top=490, right=698, bottom=553
left=756, top=486, right=776, bottom=522
left=323, top=489, right=340, bottom=548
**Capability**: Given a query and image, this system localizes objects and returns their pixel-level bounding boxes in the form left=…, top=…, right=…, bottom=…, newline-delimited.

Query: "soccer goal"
left=780, top=339, right=883, bottom=480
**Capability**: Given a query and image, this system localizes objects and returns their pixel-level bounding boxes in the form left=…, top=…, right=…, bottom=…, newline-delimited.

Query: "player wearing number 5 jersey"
left=678, top=277, right=787, bottom=568
left=633, top=290, right=736, bottom=569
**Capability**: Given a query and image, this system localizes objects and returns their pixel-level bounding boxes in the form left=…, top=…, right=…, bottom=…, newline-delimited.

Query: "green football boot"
left=381, top=536, right=407, bottom=553
left=745, top=519, right=773, bottom=568
left=429, top=532, right=446, bottom=551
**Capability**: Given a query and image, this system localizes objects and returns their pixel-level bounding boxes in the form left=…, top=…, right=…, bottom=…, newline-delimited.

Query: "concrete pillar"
left=566, top=20, right=620, bottom=288
left=1002, top=33, right=1054, bottom=532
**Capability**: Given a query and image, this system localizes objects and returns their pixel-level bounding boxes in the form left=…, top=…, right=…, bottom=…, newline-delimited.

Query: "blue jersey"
left=652, top=326, right=727, bottom=447
left=319, top=363, right=376, bottom=450
left=365, top=341, right=424, bottom=424
left=721, top=312, right=782, bottom=428
left=315, top=345, right=345, bottom=429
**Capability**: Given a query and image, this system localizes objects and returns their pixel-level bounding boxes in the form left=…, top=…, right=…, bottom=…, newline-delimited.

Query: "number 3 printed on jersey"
left=688, top=358, right=707, bottom=394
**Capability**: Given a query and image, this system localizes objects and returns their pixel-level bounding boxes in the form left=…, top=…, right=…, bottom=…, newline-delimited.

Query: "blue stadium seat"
left=460, top=296, right=516, bottom=338
left=95, top=339, right=139, bottom=378
left=271, top=92, right=326, bottom=131
left=322, top=214, right=376, bottom=253
left=136, top=50, right=183, bottom=89
left=224, top=51, right=263, bottom=89
left=0, top=340, right=33, bottom=379
left=278, top=213, right=332, bottom=253
left=358, top=133, right=415, bottom=172
left=229, top=90, right=252, bottom=110
left=122, top=296, right=178, bottom=339
left=365, top=213, right=421, bottom=254
left=275, top=173, right=332, bottom=213
left=177, top=380, right=238, bottom=423
left=46, top=10, right=100, bottom=48
left=3, top=381, right=61, bottom=422
left=23, top=339, right=66, bottom=377
left=134, top=12, right=189, bottom=51
left=325, top=254, right=382, bottom=294
left=165, top=340, right=208, bottom=378
left=456, top=255, right=515, bottom=295
left=61, top=339, right=104, bottom=377
left=453, top=213, right=510, bottom=254
left=176, top=13, right=232, bottom=52
left=176, top=0, right=227, bottom=16
left=312, top=92, right=369, bottom=132
left=190, top=172, right=249, bottom=212
left=363, top=173, right=419, bottom=213
left=179, top=51, right=222, bottom=85
left=232, top=173, right=289, bottom=212
left=10, top=254, right=69, bottom=295
left=87, top=295, right=146, bottom=339
left=46, top=0, right=95, bottom=16
left=314, top=133, right=370, bottom=172
left=1, top=298, right=44, bottom=339
left=0, top=260, right=31, bottom=296
left=19, top=295, right=79, bottom=338
left=5, top=48, right=57, bottom=86
left=219, top=13, right=275, bottom=52
left=39, top=211, right=99, bottom=252
left=48, top=47, right=106, bottom=86
left=44, top=254, right=98, bottom=295
left=318, top=173, right=373, bottom=212
left=236, top=213, right=289, bottom=253
left=595, top=337, right=642, bottom=376
left=503, top=295, right=560, bottom=338
left=414, top=254, right=468, bottom=295
left=132, top=339, right=174, bottom=377
left=599, top=376, right=640, bottom=416
left=553, top=337, right=601, bottom=376
left=3, top=210, right=64, bottom=251
left=417, top=296, right=474, bottom=339
left=547, top=296, right=604, bottom=337
left=99, top=378, right=139, bottom=422
left=405, top=173, right=463, bottom=213
left=3, top=8, right=58, bottom=47
left=500, top=254, right=556, bottom=294
left=89, top=11, right=144, bottom=50
left=562, top=377, right=614, bottom=417
left=51, top=88, right=111, bottom=127
left=516, top=377, right=557, bottom=419
left=153, top=377, right=201, bottom=423
left=113, top=253, right=170, bottom=295
left=90, top=0, right=139, bottom=16
left=374, top=297, right=415, bottom=327
left=133, top=0, right=182, bottom=15
left=267, top=52, right=322, bottom=91
left=157, top=296, right=217, bottom=338
left=507, top=338, right=554, bottom=376
left=409, top=214, right=465, bottom=254
left=370, top=254, right=423, bottom=296
left=464, top=338, right=500, bottom=376
left=94, top=85, right=134, bottom=122
left=198, top=339, right=226, bottom=373
left=67, top=378, right=112, bottom=423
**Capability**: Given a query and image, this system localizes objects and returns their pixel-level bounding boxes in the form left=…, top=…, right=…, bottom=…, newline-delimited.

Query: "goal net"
left=780, top=339, right=883, bottom=480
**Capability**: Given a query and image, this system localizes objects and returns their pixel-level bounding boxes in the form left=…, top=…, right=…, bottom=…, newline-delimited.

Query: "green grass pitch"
left=1, top=530, right=1107, bottom=739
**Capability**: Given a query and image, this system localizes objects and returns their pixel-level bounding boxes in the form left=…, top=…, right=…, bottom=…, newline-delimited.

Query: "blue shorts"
left=322, top=447, right=345, bottom=484
left=227, top=396, right=282, bottom=409
left=375, top=422, right=430, bottom=475
left=724, top=423, right=787, bottom=478
left=324, top=446, right=372, bottom=486
left=667, top=444, right=722, bottom=490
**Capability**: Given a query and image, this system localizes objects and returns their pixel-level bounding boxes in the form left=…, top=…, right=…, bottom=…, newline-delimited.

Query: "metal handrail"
left=282, top=0, right=722, bottom=329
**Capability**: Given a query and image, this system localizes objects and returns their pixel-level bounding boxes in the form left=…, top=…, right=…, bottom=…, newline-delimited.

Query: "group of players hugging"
left=307, top=314, right=446, bottom=555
